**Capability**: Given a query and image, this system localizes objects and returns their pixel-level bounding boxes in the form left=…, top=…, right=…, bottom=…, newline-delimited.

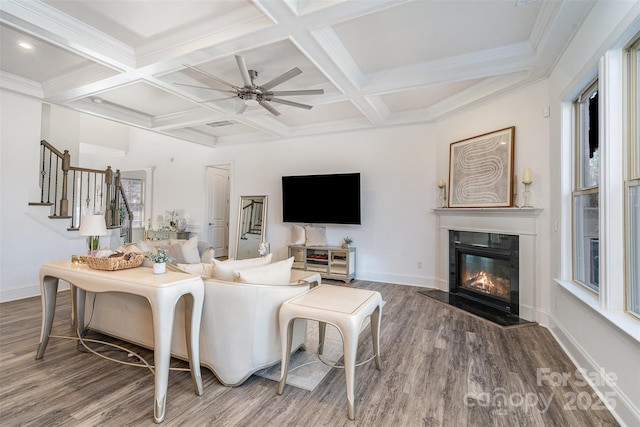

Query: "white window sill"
left=554, top=279, right=640, bottom=343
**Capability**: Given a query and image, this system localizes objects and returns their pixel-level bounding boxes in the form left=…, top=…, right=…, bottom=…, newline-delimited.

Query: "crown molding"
left=0, top=71, right=44, bottom=99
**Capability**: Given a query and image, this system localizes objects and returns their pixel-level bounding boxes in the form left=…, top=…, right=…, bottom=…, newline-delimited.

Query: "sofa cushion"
left=212, top=254, right=273, bottom=281
left=180, top=236, right=202, bottom=264
left=177, top=262, right=215, bottom=277
left=235, top=257, right=294, bottom=286
left=305, top=225, right=326, bottom=246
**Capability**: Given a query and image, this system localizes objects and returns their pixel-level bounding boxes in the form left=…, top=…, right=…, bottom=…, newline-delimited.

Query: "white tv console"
left=288, top=245, right=356, bottom=283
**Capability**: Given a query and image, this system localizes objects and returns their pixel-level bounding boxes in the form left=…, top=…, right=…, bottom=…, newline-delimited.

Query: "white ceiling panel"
left=0, top=24, right=114, bottom=83
left=41, top=0, right=254, bottom=47
left=380, top=78, right=485, bottom=113
left=276, top=100, right=363, bottom=127
left=88, top=81, right=198, bottom=117
left=333, top=0, right=542, bottom=74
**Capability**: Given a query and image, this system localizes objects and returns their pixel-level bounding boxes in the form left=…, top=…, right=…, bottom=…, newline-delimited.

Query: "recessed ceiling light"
left=91, top=97, right=103, bottom=104
left=18, top=41, right=34, bottom=50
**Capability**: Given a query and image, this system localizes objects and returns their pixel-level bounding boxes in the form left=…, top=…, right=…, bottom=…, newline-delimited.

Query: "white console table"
left=288, top=245, right=356, bottom=283
left=35, top=260, right=205, bottom=423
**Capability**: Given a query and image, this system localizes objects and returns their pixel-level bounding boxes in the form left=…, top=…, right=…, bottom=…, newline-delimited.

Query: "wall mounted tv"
left=282, top=173, right=361, bottom=225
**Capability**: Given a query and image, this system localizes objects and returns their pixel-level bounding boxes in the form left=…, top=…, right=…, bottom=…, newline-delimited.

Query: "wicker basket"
left=83, top=252, right=145, bottom=271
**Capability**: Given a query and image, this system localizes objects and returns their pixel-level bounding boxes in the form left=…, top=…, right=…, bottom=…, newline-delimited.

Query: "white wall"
left=211, top=124, right=440, bottom=286
left=547, top=2, right=640, bottom=426
left=0, top=93, right=87, bottom=301
left=80, top=126, right=217, bottom=239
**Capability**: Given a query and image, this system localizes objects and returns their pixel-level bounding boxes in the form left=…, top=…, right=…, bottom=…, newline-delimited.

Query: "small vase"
left=153, top=262, right=166, bottom=274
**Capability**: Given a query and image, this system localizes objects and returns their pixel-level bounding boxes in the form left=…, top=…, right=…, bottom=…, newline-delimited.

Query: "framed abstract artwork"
left=448, top=127, right=515, bottom=208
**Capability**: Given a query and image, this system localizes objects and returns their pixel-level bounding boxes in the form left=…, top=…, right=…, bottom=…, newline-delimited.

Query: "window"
left=120, top=178, right=144, bottom=228
left=627, top=39, right=640, bottom=317
left=573, top=80, right=599, bottom=292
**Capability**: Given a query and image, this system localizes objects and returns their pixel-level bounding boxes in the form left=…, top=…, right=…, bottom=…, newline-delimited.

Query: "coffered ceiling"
left=0, top=0, right=594, bottom=147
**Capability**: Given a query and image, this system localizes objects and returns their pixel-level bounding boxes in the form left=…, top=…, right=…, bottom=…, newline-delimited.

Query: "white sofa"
left=83, top=266, right=320, bottom=386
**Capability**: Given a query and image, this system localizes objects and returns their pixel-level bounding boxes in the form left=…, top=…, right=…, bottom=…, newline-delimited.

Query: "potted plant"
left=146, top=248, right=172, bottom=274
left=342, top=236, right=353, bottom=249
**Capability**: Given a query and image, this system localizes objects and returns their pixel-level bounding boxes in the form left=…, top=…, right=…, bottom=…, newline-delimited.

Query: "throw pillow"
left=135, top=240, right=154, bottom=253
left=115, top=243, right=144, bottom=253
left=200, top=247, right=215, bottom=263
left=177, top=262, right=215, bottom=277
left=159, top=243, right=186, bottom=264
left=291, top=224, right=305, bottom=245
left=235, top=257, right=294, bottom=286
left=180, top=236, right=201, bottom=264
left=211, top=253, right=273, bottom=281
left=305, top=226, right=327, bottom=246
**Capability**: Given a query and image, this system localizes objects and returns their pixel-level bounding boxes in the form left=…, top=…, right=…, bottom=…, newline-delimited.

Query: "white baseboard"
left=0, top=282, right=69, bottom=303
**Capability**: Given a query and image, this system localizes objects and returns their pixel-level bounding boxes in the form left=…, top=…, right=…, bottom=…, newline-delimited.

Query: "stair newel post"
left=105, top=166, right=113, bottom=227
left=114, top=169, right=122, bottom=227
left=59, top=150, right=70, bottom=217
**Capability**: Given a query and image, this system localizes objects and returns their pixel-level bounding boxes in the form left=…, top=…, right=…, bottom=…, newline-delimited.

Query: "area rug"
left=254, top=320, right=345, bottom=391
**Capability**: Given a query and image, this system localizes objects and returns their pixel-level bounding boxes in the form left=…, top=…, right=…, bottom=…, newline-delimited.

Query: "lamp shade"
left=78, top=214, right=108, bottom=236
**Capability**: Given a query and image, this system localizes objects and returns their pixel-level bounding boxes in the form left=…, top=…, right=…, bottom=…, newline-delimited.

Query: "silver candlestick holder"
left=437, top=180, right=447, bottom=208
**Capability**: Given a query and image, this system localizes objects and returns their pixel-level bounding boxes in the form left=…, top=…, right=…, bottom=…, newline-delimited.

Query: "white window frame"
left=572, top=79, right=600, bottom=293
left=557, top=46, right=639, bottom=342
left=626, top=38, right=640, bottom=319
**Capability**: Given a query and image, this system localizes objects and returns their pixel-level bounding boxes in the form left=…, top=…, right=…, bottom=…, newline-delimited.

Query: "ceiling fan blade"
left=259, top=101, right=280, bottom=116
left=270, top=98, right=313, bottom=110
left=236, top=100, right=248, bottom=115
left=235, top=55, right=253, bottom=87
left=182, top=64, right=239, bottom=90
left=269, top=89, right=324, bottom=96
left=261, top=67, right=302, bottom=90
left=175, top=83, right=236, bottom=94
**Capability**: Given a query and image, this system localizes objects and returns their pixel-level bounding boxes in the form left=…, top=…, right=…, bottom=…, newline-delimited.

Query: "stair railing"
left=30, top=140, right=133, bottom=242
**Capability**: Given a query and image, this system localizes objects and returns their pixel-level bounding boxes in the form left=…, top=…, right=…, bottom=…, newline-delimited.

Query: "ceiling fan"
left=176, top=55, right=324, bottom=116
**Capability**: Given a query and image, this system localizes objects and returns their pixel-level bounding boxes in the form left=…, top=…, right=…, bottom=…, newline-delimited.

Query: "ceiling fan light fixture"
left=243, top=93, right=259, bottom=107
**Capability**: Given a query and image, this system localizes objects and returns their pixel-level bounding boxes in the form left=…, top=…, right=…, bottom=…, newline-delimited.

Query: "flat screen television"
left=282, top=173, right=361, bottom=224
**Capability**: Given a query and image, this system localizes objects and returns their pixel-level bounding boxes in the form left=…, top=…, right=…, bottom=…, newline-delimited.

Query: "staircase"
left=29, top=140, right=134, bottom=243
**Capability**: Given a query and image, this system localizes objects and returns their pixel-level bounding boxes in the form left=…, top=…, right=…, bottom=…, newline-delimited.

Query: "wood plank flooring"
left=0, top=280, right=620, bottom=426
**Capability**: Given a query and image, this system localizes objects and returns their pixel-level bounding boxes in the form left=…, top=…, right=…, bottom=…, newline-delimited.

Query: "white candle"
left=522, top=168, right=533, bottom=184
left=438, top=179, right=445, bottom=188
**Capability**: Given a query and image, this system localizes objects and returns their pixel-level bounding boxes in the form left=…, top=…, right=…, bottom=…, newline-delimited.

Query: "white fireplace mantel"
left=434, top=207, right=543, bottom=322
left=433, top=208, right=543, bottom=235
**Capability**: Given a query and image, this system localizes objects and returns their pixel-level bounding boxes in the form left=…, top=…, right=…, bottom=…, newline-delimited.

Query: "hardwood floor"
left=0, top=281, right=619, bottom=426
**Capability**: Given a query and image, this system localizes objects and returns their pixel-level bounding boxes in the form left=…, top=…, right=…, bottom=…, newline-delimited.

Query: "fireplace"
left=449, top=230, right=519, bottom=315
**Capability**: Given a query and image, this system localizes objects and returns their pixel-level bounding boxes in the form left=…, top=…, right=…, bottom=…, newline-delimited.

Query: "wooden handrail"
left=40, top=139, right=64, bottom=158
left=30, top=140, right=133, bottom=241
left=68, top=165, right=110, bottom=174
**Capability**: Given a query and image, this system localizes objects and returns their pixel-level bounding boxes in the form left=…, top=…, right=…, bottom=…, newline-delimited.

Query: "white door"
left=206, top=165, right=230, bottom=258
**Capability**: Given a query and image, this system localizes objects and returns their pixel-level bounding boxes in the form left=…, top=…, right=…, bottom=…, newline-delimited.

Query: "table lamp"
left=79, top=214, right=108, bottom=255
